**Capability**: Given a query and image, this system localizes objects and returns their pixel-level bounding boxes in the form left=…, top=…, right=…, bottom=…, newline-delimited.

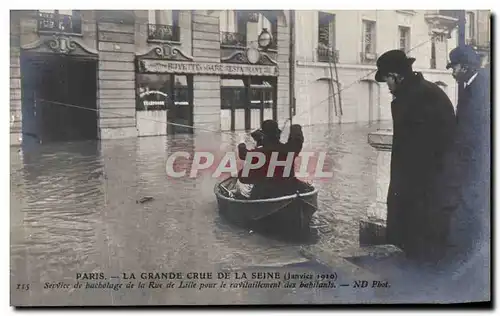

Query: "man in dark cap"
left=445, top=45, right=491, bottom=265
left=375, top=50, right=457, bottom=264
left=237, top=120, right=304, bottom=199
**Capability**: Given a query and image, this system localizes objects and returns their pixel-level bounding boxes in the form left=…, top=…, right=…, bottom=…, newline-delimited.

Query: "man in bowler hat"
left=446, top=45, right=491, bottom=265
left=375, top=50, right=456, bottom=264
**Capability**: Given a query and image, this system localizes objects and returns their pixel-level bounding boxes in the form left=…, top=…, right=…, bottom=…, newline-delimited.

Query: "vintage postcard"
left=9, top=8, right=491, bottom=307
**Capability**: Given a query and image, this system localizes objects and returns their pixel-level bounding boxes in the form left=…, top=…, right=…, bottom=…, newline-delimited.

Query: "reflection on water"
left=11, top=123, right=391, bottom=306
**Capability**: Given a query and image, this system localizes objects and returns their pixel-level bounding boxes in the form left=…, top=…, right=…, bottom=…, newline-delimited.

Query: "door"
left=249, top=77, right=276, bottom=129
left=220, top=77, right=246, bottom=132
left=20, top=53, right=44, bottom=141
left=20, top=52, right=98, bottom=143
left=250, top=84, right=274, bottom=129
left=168, top=75, right=194, bottom=135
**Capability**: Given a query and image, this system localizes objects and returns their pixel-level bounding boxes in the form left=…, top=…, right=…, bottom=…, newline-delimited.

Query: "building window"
left=258, top=13, right=278, bottom=50
left=360, top=20, right=377, bottom=63
left=220, top=10, right=238, bottom=33
left=220, top=10, right=247, bottom=47
left=466, top=11, right=475, bottom=43
left=362, top=20, right=376, bottom=54
left=317, top=12, right=336, bottom=62
left=37, top=10, right=82, bottom=34
left=250, top=80, right=273, bottom=109
left=220, top=80, right=272, bottom=110
left=136, top=74, right=190, bottom=111
left=221, top=79, right=246, bottom=110
left=147, top=10, right=180, bottom=42
left=136, top=74, right=173, bottom=111
left=398, top=26, right=410, bottom=52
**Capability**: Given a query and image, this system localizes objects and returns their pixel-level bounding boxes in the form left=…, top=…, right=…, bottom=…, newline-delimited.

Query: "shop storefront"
left=220, top=76, right=276, bottom=131
left=136, top=50, right=279, bottom=134
left=135, top=73, right=193, bottom=135
left=135, top=45, right=195, bottom=136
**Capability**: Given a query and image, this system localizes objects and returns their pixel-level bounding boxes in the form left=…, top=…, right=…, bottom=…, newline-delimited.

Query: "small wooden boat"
left=214, top=177, right=319, bottom=238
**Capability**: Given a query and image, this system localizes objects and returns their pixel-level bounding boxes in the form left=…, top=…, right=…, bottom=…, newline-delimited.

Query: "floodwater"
left=10, top=122, right=488, bottom=306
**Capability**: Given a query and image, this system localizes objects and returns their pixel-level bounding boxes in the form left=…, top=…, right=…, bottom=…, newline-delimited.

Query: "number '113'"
left=16, top=284, right=30, bottom=291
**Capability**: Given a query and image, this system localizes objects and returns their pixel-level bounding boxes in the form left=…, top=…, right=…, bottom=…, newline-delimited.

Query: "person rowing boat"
left=235, top=120, right=304, bottom=199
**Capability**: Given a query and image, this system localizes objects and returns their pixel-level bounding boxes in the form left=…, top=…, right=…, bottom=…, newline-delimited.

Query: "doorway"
left=169, top=75, right=193, bottom=134
left=136, top=72, right=194, bottom=135
left=220, top=76, right=277, bottom=132
left=20, top=52, right=98, bottom=143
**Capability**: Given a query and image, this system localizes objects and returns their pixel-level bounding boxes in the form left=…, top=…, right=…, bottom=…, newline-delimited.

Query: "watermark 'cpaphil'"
left=165, top=151, right=334, bottom=181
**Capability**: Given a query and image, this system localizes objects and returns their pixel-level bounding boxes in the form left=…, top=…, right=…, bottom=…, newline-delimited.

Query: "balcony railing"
left=37, top=11, right=82, bottom=34
left=221, top=32, right=247, bottom=47
left=147, top=24, right=180, bottom=42
left=317, top=47, right=339, bottom=63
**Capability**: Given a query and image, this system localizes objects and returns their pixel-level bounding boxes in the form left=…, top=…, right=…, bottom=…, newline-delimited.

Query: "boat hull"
left=214, top=177, right=319, bottom=238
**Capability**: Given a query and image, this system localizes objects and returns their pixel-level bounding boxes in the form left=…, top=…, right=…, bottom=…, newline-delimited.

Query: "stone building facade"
left=9, top=10, right=490, bottom=145
left=465, top=10, right=491, bottom=66
left=10, top=10, right=291, bottom=145
left=293, top=10, right=491, bottom=126
left=295, top=10, right=449, bottom=126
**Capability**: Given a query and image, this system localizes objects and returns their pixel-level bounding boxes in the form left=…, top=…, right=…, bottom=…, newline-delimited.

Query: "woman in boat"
left=233, top=129, right=265, bottom=199
left=236, top=120, right=304, bottom=199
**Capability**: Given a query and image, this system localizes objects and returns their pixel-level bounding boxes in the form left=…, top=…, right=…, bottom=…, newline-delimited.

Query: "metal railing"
left=220, top=31, right=247, bottom=47
left=317, top=47, right=339, bottom=62
left=37, top=11, right=82, bottom=34
left=359, top=51, right=378, bottom=64
left=147, top=24, right=180, bottom=42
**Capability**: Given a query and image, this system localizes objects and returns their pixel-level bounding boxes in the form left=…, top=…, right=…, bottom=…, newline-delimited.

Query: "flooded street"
left=10, top=122, right=485, bottom=305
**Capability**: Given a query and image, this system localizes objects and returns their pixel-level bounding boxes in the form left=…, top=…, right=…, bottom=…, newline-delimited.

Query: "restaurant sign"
left=139, top=60, right=279, bottom=77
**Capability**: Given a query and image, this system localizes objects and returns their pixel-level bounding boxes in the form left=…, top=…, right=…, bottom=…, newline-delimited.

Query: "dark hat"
left=261, top=120, right=281, bottom=138
left=375, top=50, right=416, bottom=82
left=446, top=45, right=481, bottom=69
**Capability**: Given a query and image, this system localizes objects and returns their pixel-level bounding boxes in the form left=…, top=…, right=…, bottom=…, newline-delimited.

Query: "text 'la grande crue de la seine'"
left=18, top=271, right=391, bottom=292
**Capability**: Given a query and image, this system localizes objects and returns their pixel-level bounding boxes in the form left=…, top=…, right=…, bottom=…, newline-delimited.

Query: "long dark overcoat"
left=447, top=68, right=491, bottom=260
left=386, top=72, right=457, bottom=262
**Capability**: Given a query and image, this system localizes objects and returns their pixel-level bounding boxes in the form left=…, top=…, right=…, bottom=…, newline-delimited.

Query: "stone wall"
left=191, top=11, right=221, bottom=132
left=10, top=11, right=22, bottom=146
left=97, top=11, right=138, bottom=139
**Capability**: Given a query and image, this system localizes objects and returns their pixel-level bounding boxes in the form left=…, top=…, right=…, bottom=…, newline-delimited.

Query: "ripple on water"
left=11, top=123, right=389, bottom=305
